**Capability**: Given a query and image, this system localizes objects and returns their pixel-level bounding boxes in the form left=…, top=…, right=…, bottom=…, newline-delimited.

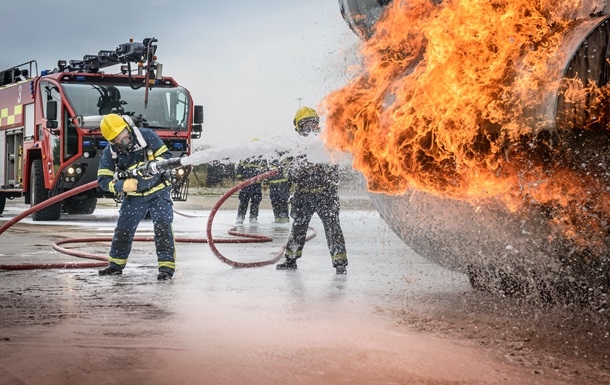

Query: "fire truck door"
left=41, top=81, right=62, bottom=177
left=4, top=128, right=23, bottom=188
left=0, top=132, right=4, bottom=187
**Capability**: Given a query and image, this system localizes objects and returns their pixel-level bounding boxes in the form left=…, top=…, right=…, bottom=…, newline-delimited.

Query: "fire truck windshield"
left=62, top=83, right=190, bottom=131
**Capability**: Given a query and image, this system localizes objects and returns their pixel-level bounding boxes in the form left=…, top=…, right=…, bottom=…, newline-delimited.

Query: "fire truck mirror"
left=46, top=100, right=58, bottom=121
left=47, top=120, right=59, bottom=133
left=194, top=105, right=204, bottom=124
left=191, top=124, right=202, bottom=139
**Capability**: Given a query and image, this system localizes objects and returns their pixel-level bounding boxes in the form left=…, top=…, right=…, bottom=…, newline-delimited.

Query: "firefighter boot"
left=157, top=271, right=173, bottom=281
left=334, top=260, right=347, bottom=275
left=98, top=266, right=122, bottom=276
left=236, top=215, right=245, bottom=225
left=276, top=257, right=297, bottom=270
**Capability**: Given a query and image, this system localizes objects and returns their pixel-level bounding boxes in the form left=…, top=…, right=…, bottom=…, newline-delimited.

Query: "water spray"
left=182, top=134, right=354, bottom=168
left=112, top=137, right=326, bottom=180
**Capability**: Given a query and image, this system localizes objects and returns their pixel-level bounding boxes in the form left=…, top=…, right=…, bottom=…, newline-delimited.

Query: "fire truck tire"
left=64, top=197, right=97, bottom=214
left=30, top=160, right=62, bottom=221
left=0, top=192, right=5, bottom=215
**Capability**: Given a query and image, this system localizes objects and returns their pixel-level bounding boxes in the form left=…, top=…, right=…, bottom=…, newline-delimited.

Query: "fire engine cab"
left=0, top=37, right=203, bottom=220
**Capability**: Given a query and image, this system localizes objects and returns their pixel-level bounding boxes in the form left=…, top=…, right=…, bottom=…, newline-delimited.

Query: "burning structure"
left=326, top=0, right=610, bottom=307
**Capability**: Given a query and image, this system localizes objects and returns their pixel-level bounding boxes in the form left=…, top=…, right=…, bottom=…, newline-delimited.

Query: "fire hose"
left=0, top=159, right=317, bottom=270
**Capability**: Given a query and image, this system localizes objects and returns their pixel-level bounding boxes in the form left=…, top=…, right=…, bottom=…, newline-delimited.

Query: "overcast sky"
left=0, top=1, right=360, bottom=148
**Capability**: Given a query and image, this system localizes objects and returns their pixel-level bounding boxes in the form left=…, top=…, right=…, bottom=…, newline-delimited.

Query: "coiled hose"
left=0, top=171, right=316, bottom=270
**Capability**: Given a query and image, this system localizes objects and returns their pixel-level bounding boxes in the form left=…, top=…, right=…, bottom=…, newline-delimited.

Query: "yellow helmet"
left=100, top=113, right=128, bottom=141
left=293, top=106, right=320, bottom=136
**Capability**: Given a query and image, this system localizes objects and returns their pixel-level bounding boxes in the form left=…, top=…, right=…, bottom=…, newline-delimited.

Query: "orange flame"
left=322, top=0, right=610, bottom=252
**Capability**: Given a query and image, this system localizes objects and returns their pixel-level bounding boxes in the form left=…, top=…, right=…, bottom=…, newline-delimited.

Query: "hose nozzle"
left=115, top=157, right=186, bottom=180
left=146, top=157, right=184, bottom=175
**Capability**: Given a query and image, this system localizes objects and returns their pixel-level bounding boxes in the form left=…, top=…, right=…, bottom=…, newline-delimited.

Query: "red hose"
left=207, top=170, right=291, bottom=268
left=0, top=181, right=99, bottom=237
left=205, top=169, right=317, bottom=267
left=0, top=171, right=317, bottom=270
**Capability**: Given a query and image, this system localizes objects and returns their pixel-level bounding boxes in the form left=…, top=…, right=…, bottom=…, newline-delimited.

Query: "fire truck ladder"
left=0, top=60, right=38, bottom=87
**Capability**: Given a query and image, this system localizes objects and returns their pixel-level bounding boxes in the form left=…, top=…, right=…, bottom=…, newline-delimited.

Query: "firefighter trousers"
left=269, top=181, right=290, bottom=221
left=284, top=189, right=347, bottom=267
left=237, top=183, right=262, bottom=219
left=107, top=188, right=176, bottom=274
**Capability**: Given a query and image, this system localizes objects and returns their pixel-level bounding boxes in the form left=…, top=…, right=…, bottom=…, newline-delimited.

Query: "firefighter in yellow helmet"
left=276, top=106, right=348, bottom=274
left=293, top=106, right=321, bottom=136
left=96, top=113, right=176, bottom=280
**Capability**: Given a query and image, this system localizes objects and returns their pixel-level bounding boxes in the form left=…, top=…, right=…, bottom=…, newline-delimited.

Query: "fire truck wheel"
left=30, top=160, right=62, bottom=221
left=63, top=197, right=97, bottom=214
left=0, top=192, right=5, bottom=215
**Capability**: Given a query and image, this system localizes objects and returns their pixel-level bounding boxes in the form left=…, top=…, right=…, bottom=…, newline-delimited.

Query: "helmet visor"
left=110, top=127, right=132, bottom=150
left=297, top=117, right=320, bottom=136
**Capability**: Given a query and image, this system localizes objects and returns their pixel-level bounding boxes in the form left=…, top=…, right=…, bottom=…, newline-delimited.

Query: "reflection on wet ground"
left=0, top=199, right=608, bottom=384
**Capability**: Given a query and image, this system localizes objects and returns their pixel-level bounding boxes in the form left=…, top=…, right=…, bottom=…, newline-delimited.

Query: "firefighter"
left=276, top=106, right=348, bottom=274
left=96, top=113, right=176, bottom=280
left=266, top=150, right=291, bottom=223
left=235, top=154, right=267, bottom=224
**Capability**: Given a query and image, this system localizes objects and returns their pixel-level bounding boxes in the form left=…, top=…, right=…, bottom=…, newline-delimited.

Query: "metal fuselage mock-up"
left=0, top=38, right=204, bottom=220
left=337, top=0, right=610, bottom=307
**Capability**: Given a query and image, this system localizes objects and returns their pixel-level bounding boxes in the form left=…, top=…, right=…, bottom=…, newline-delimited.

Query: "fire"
left=322, top=0, right=610, bottom=252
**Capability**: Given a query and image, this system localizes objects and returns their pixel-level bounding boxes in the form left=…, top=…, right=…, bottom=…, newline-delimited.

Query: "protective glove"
left=123, top=178, right=138, bottom=193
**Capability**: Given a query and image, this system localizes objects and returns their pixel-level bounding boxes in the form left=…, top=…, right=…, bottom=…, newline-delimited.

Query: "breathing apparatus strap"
left=110, top=118, right=152, bottom=199
left=109, top=144, right=118, bottom=160
left=130, top=125, right=147, bottom=151
left=136, top=129, right=171, bottom=194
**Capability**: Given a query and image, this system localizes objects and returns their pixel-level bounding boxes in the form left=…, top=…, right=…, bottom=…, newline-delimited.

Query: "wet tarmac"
left=0, top=193, right=609, bottom=385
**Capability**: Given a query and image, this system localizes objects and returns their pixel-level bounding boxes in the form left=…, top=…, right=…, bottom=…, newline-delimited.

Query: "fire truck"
left=0, top=37, right=203, bottom=220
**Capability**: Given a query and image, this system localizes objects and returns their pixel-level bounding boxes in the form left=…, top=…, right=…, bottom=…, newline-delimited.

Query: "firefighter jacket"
left=236, top=157, right=268, bottom=181
left=97, top=127, right=172, bottom=196
left=287, top=155, right=339, bottom=194
left=266, top=151, right=290, bottom=185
